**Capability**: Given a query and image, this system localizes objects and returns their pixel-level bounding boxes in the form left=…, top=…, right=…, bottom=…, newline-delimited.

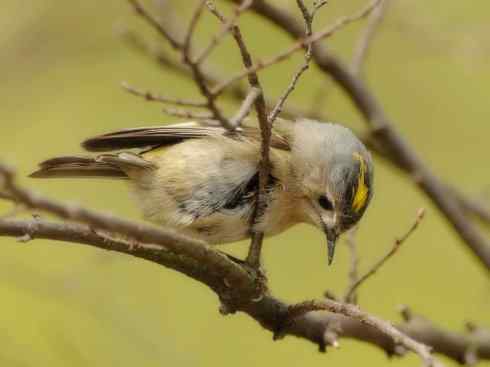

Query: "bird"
left=30, top=118, right=374, bottom=265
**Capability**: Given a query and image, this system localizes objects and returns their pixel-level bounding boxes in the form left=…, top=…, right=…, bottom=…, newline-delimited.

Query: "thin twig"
left=196, top=0, right=254, bottom=65
left=127, top=0, right=233, bottom=130
left=229, top=87, right=262, bottom=128
left=120, top=28, right=315, bottom=119
left=206, top=0, right=271, bottom=269
left=122, top=82, right=208, bottom=107
left=162, top=106, right=214, bottom=119
left=344, top=208, right=426, bottom=302
left=268, top=0, right=327, bottom=123
left=127, top=0, right=182, bottom=50
left=285, top=299, right=445, bottom=367
left=211, top=0, right=382, bottom=97
left=345, top=226, right=360, bottom=304
left=351, top=0, right=388, bottom=75
left=183, top=0, right=207, bottom=57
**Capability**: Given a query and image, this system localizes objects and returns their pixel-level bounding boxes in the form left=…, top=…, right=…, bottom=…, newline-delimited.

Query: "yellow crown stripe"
left=352, top=153, right=369, bottom=213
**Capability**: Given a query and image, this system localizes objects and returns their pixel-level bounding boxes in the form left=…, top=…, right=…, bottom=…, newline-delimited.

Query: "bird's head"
left=290, top=120, right=374, bottom=265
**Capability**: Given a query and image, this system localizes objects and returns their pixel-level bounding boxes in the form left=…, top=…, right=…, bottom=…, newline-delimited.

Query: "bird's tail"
left=30, top=153, right=155, bottom=179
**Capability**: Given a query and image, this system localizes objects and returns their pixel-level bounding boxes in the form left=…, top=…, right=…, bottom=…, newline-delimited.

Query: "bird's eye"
left=318, top=195, right=333, bottom=211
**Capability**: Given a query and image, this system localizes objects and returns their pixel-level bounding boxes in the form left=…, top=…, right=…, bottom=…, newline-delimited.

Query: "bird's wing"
left=82, top=120, right=291, bottom=152
left=29, top=152, right=156, bottom=179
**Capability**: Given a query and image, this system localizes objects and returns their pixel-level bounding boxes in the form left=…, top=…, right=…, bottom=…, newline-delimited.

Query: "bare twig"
left=344, top=208, right=426, bottom=302
left=285, top=299, right=444, bottom=367
left=362, top=136, right=490, bottom=229
left=183, top=0, right=207, bottom=57
left=196, top=0, right=254, bottom=65
left=162, top=106, right=214, bottom=119
left=120, top=28, right=317, bottom=119
left=212, top=0, right=382, bottom=97
left=127, top=0, right=234, bottom=130
left=206, top=0, right=271, bottom=269
left=351, top=0, right=388, bottom=75
left=229, top=87, right=262, bottom=127
left=122, top=82, right=208, bottom=107
left=268, top=0, right=327, bottom=123
left=127, top=0, right=182, bottom=50
left=345, top=226, right=360, bottom=304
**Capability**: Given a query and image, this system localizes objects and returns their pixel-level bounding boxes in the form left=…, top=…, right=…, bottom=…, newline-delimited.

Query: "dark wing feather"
left=82, top=121, right=290, bottom=152
left=30, top=156, right=128, bottom=179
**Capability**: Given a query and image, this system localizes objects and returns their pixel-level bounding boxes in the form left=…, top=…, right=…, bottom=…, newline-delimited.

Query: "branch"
left=127, top=0, right=182, bottom=50
left=226, top=0, right=490, bottom=270
left=0, top=163, right=253, bottom=296
left=351, top=0, right=388, bottom=75
left=344, top=208, right=425, bottom=302
left=121, top=81, right=208, bottom=107
left=449, top=188, right=490, bottom=229
left=229, top=87, right=262, bottom=127
left=363, top=137, right=490, bottom=230
left=211, top=0, right=383, bottom=97
left=345, top=226, right=360, bottom=304
left=284, top=299, right=444, bottom=367
left=205, top=0, right=271, bottom=269
left=267, top=0, right=327, bottom=123
left=195, top=0, right=254, bottom=65
left=120, top=27, right=315, bottom=119
left=161, top=107, right=214, bottom=119
left=1, top=166, right=489, bottom=364
left=128, top=0, right=233, bottom=129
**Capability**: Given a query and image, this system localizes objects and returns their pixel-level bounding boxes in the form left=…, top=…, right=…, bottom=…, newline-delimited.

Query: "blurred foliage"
left=0, top=0, right=489, bottom=366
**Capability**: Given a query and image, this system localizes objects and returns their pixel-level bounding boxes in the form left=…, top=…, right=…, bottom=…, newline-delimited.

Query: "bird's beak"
left=324, top=226, right=338, bottom=266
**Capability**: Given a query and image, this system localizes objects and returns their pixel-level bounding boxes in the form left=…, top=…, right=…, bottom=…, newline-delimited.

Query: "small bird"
left=31, top=118, right=373, bottom=264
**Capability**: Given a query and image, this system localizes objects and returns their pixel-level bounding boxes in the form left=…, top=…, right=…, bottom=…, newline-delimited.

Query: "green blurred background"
left=1, top=0, right=489, bottom=366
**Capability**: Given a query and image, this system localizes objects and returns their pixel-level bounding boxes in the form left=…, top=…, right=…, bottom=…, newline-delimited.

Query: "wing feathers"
left=82, top=123, right=221, bottom=152
left=30, top=153, right=154, bottom=179
left=82, top=121, right=291, bottom=152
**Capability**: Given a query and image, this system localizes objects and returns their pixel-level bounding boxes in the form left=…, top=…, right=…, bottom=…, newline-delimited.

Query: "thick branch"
left=0, top=161, right=488, bottom=364
left=0, top=163, right=253, bottom=296
left=1, top=217, right=489, bottom=364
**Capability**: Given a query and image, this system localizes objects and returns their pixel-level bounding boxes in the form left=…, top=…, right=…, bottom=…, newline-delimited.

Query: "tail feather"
left=30, top=156, right=128, bottom=179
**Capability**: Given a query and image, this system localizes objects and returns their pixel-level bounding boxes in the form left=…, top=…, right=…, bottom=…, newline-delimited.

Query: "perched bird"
left=31, top=118, right=373, bottom=264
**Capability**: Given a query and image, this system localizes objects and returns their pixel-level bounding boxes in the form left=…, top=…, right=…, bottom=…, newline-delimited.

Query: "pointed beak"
left=324, top=227, right=338, bottom=266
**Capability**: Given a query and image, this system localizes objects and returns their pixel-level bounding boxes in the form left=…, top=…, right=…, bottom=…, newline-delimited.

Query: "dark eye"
left=318, top=195, right=333, bottom=211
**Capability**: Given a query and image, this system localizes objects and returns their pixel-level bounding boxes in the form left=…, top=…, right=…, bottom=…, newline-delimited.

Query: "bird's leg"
left=246, top=231, right=264, bottom=269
